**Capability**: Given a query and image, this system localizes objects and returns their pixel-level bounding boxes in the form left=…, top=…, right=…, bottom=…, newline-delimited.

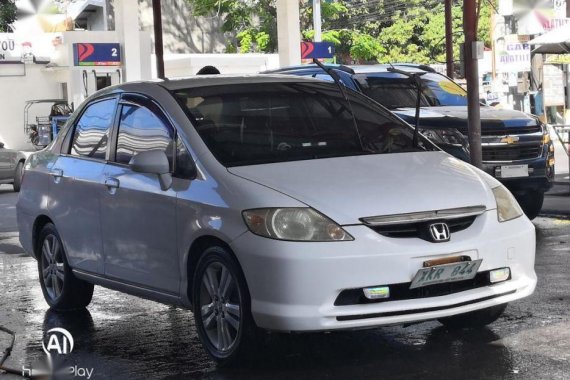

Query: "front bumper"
left=481, top=141, right=554, bottom=193
left=231, top=211, right=536, bottom=332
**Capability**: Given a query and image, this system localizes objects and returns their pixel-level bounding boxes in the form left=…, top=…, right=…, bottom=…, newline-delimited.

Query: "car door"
left=48, top=96, right=118, bottom=274
left=100, top=93, right=179, bottom=294
left=0, top=142, right=15, bottom=180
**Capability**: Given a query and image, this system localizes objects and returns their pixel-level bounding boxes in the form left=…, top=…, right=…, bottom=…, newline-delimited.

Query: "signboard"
left=546, top=54, right=570, bottom=64
left=543, top=64, right=565, bottom=106
left=0, top=33, right=21, bottom=62
left=495, top=35, right=531, bottom=73
left=300, top=41, right=335, bottom=59
left=73, top=43, right=121, bottom=66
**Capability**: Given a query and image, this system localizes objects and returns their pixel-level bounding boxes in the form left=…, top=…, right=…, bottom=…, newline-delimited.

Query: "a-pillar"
left=276, top=0, right=301, bottom=67
left=115, top=0, right=151, bottom=81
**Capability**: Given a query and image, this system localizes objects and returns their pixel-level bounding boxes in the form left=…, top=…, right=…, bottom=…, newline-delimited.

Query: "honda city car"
left=17, top=75, right=536, bottom=365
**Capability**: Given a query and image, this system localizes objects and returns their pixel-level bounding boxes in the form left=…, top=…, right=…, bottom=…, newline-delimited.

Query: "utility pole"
left=464, top=0, right=482, bottom=168
left=444, top=0, right=454, bottom=78
left=313, top=0, right=322, bottom=42
left=152, top=0, right=165, bottom=79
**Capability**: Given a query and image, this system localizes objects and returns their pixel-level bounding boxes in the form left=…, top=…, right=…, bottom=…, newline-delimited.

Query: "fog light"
left=363, top=286, right=390, bottom=300
left=548, top=158, right=555, bottom=167
left=490, top=268, right=510, bottom=283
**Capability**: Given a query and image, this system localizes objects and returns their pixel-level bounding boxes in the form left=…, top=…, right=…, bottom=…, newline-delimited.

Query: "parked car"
left=0, top=141, right=26, bottom=192
left=265, top=64, right=555, bottom=219
left=17, top=76, right=536, bottom=365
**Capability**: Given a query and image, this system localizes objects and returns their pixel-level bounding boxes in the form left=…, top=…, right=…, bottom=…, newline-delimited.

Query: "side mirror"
left=0, top=142, right=4, bottom=149
left=129, top=150, right=172, bottom=191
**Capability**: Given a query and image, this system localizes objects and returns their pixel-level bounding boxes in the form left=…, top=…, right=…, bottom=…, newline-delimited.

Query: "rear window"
left=174, top=82, right=433, bottom=167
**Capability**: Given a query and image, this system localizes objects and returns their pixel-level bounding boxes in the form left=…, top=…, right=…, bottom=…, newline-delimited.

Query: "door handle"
left=104, top=177, right=120, bottom=189
left=50, top=168, right=63, bottom=178
left=50, top=168, right=63, bottom=183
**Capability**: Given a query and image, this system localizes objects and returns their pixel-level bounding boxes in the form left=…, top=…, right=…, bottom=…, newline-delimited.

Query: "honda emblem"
left=429, top=223, right=450, bottom=242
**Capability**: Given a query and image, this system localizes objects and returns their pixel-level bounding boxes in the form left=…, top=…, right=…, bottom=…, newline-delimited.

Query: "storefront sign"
left=543, top=64, right=565, bottom=106
left=73, top=43, right=121, bottom=66
left=545, top=54, right=570, bottom=64
left=0, top=33, right=21, bottom=62
left=496, top=38, right=531, bottom=73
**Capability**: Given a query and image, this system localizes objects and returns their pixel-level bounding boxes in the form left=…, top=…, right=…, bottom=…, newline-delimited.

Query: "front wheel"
left=516, top=190, right=544, bottom=220
left=438, top=303, right=507, bottom=328
left=37, top=223, right=94, bottom=310
left=192, top=246, right=258, bottom=366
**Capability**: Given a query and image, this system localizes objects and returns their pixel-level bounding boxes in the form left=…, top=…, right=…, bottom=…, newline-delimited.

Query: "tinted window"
left=71, top=98, right=117, bottom=159
left=356, top=72, right=468, bottom=109
left=115, top=104, right=174, bottom=166
left=174, top=82, right=433, bottom=167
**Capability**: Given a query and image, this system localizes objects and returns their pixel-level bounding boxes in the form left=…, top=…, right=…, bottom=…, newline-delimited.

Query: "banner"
left=495, top=35, right=531, bottom=72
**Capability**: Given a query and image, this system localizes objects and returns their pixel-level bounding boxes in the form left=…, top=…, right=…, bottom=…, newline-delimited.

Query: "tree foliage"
left=185, top=0, right=495, bottom=65
left=0, top=0, right=17, bottom=32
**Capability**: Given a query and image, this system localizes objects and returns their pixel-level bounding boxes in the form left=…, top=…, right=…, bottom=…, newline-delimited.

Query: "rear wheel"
left=438, top=303, right=507, bottom=328
left=37, top=223, right=94, bottom=310
left=12, top=162, right=24, bottom=192
left=192, top=246, right=258, bottom=366
left=516, top=190, right=544, bottom=220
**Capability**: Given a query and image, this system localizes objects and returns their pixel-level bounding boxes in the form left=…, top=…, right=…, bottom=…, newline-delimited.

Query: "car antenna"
left=386, top=65, right=427, bottom=147
left=312, top=58, right=364, bottom=151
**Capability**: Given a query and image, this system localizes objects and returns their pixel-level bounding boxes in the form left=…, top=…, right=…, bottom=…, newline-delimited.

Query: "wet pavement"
left=1, top=184, right=569, bottom=379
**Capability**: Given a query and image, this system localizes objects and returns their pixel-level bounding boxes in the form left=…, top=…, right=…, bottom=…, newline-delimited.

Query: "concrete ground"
left=0, top=185, right=569, bottom=379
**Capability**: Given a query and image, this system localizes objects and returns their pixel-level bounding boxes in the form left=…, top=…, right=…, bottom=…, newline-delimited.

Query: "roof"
left=264, top=63, right=436, bottom=75
left=159, top=74, right=326, bottom=91
left=528, top=24, right=570, bottom=54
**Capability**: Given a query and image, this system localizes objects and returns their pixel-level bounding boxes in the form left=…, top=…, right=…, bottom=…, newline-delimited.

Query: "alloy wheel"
left=199, top=261, right=241, bottom=353
left=41, top=234, right=65, bottom=301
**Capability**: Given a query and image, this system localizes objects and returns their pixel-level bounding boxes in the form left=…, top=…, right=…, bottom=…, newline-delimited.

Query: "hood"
left=393, top=106, right=538, bottom=130
left=228, top=152, right=495, bottom=225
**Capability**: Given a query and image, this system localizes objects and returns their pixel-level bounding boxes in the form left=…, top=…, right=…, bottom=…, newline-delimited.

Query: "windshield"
left=174, top=82, right=434, bottom=167
left=356, top=72, right=468, bottom=109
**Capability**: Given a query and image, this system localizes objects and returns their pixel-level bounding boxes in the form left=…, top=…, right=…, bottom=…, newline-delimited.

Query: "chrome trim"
left=360, top=206, right=487, bottom=226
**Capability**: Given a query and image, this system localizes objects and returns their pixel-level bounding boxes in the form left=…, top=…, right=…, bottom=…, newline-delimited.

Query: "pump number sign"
left=73, top=43, right=121, bottom=66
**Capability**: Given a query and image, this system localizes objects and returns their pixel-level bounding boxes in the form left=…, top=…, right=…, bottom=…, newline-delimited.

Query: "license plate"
left=498, top=164, right=529, bottom=178
left=409, top=259, right=483, bottom=289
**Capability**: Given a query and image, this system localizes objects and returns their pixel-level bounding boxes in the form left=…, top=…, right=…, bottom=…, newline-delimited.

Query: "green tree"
left=0, top=0, right=17, bottom=32
left=185, top=0, right=495, bottom=65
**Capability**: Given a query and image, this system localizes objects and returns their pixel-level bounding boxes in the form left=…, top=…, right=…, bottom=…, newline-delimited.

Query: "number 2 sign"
left=73, top=43, right=122, bottom=66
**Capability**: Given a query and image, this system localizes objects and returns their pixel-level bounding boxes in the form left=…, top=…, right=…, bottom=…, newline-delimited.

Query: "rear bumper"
left=231, top=211, right=536, bottom=332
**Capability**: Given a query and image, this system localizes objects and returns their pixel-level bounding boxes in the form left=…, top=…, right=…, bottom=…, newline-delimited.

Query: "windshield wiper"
left=386, top=66, right=427, bottom=148
left=312, top=58, right=365, bottom=151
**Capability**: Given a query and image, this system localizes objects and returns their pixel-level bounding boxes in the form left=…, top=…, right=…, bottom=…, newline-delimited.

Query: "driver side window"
left=115, top=102, right=174, bottom=168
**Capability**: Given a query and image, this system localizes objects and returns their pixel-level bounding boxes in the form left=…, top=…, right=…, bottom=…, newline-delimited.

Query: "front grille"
left=458, top=125, right=541, bottom=136
left=482, top=126, right=541, bottom=136
left=482, top=144, right=542, bottom=161
left=334, top=270, right=502, bottom=306
left=369, top=216, right=476, bottom=239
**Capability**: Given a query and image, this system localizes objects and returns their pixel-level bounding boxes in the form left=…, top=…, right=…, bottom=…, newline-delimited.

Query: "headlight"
left=492, top=185, right=523, bottom=222
left=420, top=128, right=468, bottom=147
left=242, top=208, right=353, bottom=241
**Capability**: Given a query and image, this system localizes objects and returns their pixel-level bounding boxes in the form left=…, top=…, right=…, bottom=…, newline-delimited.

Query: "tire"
left=37, top=223, right=94, bottom=310
left=438, top=303, right=507, bottom=329
left=192, top=245, right=258, bottom=366
left=12, top=161, right=24, bottom=192
left=516, top=190, right=544, bottom=220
